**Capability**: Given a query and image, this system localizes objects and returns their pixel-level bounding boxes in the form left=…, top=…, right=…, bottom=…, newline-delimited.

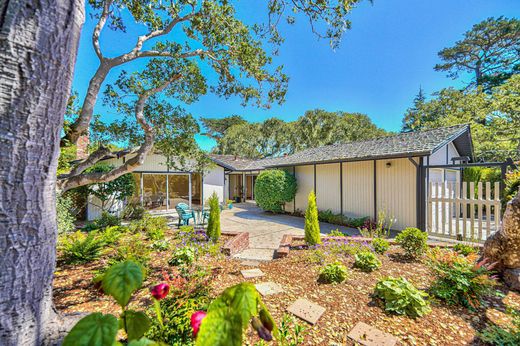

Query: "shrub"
left=345, top=216, right=369, bottom=228
left=318, top=262, right=348, bottom=284
left=206, top=192, right=221, bottom=241
left=318, top=210, right=344, bottom=225
left=304, top=191, right=321, bottom=245
left=57, top=195, right=76, bottom=234
left=479, top=307, right=520, bottom=346
left=329, top=229, right=345, bottom=237
left=113, top=234, right=151, bottom=268
left=129, top=214, right=168, bottom=240
left=427, top=249, right=497, bottom=308
left=122, top=202, right=147, bottom=220
left=60, top=231, right=105, bottom=264
left=169, top=247, right=196, bottom=267
left=83, top=212, right=121, bottom=232
left=372, top=237, right=390, bottom=255
left=254, top=169, right=297, bottom=212
left=152, top=240, right=170, bottom=251
left=374, top=277, right=431, bottom=318
left=503, top=169, right=520, bottom=207
left=395, top=227, right=428, bottom=259
left=452, top=243, right=477, bottom=256
left=358, top=210, right=393, bottom=238
left=99, top=225, right=126, bottom=245
left=354, top=251, right=382, bottom=272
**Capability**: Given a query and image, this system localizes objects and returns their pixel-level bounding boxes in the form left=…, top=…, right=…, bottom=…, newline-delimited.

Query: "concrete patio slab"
left=287, top=298, right=326, bottom=325
left=255, top=282, right=283, bottom=296
left=347, top=322, right=397, bottom=346
left=241, top=268, right=264, bottom=279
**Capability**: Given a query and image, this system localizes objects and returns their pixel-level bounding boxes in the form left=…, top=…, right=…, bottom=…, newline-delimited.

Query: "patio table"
left=191, top=206, right=210, bottom=225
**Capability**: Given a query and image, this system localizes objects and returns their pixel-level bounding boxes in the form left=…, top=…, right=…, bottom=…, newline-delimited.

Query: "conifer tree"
left=206, top=192, right=221, bottom=241
left=304, top=191, right=321, bottom=245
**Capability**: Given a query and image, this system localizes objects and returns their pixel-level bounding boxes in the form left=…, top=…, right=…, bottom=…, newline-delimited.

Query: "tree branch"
left=92, top=0, right=112, bottom=61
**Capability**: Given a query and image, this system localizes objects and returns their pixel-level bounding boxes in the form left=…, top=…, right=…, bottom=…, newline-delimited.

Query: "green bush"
left=452, top=243, right=477, bottom=256
left=151, top=239, right=170, bottom=251
left=372, top=237, right=390, bottom=255
left=354, top=251, right=381, bottom=272
left=206, top=192, right=221, bottom=241
left=57, top=195, right=76, bottom=234
left=395, top=227, right=428, bottom=259
left=428, top=249, right=497, bottom=308
left=329, top=229, right=345, bottom=237
left=129, top=214, right=168, bottom=240
left=60, top=231, right=105, bottom=264
left=169, top=246, right=196, bottom=267
left=83, top=212, right=121, bottom=232
left=112, top=234, right=151, bottom=268
left=374, top=277, right=431, bottom=318
left=254, top=169, right=297, bottom=212
left=503, top=169, right=520, bottom=207
left=122, top=202, right=147, bottom=220
left=318, top=262, right=348, bottom=284
left=99, top=225, right=126, bottom=245
left=304, top=191, right=321, bottom=245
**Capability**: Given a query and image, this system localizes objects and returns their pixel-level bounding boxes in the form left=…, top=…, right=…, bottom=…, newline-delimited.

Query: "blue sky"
left=71, top=0, right=519, bottom=151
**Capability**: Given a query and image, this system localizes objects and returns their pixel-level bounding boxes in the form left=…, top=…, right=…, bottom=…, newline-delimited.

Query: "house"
left=88, top=124, right=474, bottom=230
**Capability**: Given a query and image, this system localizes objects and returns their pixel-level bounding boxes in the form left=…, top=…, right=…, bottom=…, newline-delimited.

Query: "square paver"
left=347, top=322, right=397, bottom=346
left=241, top=268, right=264, bottom=279
left=287, top=298, right=325, bottom=324
left=255, top=282, right=283, bottom=296
left=240, top=260, right=261, bottom=266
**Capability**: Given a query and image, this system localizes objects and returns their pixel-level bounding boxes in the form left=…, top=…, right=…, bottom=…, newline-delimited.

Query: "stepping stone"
left=287, top=298, right=325, bottom=325
left=234, top=248, right=276, bottom=261
left=255, top=282, right=283, bottom=296
left=241, top=268, right=264, bottom=279
left=347, top=322, right=397, bottom=346
left=240, top=260, right=261, bottom=266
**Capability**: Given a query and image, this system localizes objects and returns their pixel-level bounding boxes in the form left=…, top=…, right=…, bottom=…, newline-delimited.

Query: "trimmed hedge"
left=254, top=169, right=297, bottom=212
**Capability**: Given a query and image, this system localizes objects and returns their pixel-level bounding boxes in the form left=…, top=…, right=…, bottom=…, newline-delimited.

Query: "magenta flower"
left=191, top=310, right=207, bottom=337
left=150, top=283, right=170, bottom=300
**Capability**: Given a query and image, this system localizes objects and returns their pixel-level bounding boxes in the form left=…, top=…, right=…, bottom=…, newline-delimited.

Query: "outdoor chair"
left=175, top=203, right=195, bottom=226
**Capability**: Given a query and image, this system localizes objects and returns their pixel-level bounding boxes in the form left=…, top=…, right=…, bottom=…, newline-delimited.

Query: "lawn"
left=54, top=218, right=520, bottom=345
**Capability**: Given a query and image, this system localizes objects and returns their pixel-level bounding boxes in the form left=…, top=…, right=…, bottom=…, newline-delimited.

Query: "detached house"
left=89, top=124, right=473, bottom=231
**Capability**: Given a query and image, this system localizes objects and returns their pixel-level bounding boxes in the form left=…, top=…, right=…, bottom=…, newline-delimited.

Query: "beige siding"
left=342, top=161, right=375, bottom=219
left=294, top=165, right=314, bottom=213
left=316, top=163, right=341, bottom=214
left=376, top=158, right=417, bottom=230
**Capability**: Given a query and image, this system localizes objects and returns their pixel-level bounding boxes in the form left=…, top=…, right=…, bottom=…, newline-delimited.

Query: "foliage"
left=201, top=115, right=247, bottom=141
left=328, top=229, right=345, bottom=237
left=504, top=169, right=520, bottom=206
left=374, top=277, right=431, bottom=318
left=402, top=87, right=427, bottom=132
left=434, top=16, right=520, bottom=90
left=372, top=238, right=390, bottom=255
left=129, top=214, right=168, bottom=240
left=324, top=238, right=373, bottom=257
left=395, top=227, right=428, bottom=259
left=57, top=194, right=76, bottom=234
left=304, top=191, right=321, bottom=246
left=85, top=164, right=135, bottom=211
left=151, top=240, right=170, bottom=252
left=318, top=262, right=348, bottom=284
left=452, top=243, right=478, bottom=256
left=206, top=192, right=221, bottom=241
left=59, top=231, right=105, bottom=264
left=358, top=210, right=393, bottom=238
left=113, top=234, right=151, bottom=268
left=83, top=211, right=122, bottom=232
left=354, top=251, right=382, bottom=272
left=195, top=282, right=277, bottom=346
left=317, top=210, right=368, bottom=228
left=64, top=261, right=153, bottom=345
left=427, top=249, right=497, bottom=308
left=479, top=307, right=520, bottom=346
left=254, top=169, right=297, bottom=212
left=169, top=246, right=197, bottom=267
left=278, top=314, right=306, bottom=346
left=99, top=225, right=126, bottom=245
left=122, top=202, right=147, bottom=220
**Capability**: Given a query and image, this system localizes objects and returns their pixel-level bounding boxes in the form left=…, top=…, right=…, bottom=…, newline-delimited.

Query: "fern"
left=60, top=231, right=105, bottom=264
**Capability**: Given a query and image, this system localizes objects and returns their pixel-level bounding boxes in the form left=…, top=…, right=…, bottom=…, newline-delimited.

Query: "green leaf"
left=127, top=337, right=162, bottom=346
left=195, top=308, right=243, bottom=346
left=62, top=313, right=119, bottom=346
left=102, top=261, right=143, bottom=307
left=123, top=310, right=152, bottom=341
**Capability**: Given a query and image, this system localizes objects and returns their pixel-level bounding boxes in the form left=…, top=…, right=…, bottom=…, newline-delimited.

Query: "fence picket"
left=448, top=182, right=453, bottom=236
left=455, top=182, right=460, bottom=238
left=494, top=182, right=501, bottom=233
left=469, top=182, right=475, bottom=240
left=428, top=181, right=433, bottom=233
left=441, top=182, right=446, bottom=235
left=462, top=182, right=467, bottom=240
left=477, top=182, right=483, bottom=240
left=486, top=182, right=491, bottom=238
left=434, top=182, right=439, bottom=234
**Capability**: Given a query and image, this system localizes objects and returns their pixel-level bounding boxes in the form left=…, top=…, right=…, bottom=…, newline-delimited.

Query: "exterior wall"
left=342, top=161, right=374, bottom=219
left=376, top=158, right=417, bottom=230
left=316, top=163, right=341, bottom=214
left=202, top=165, right=225, bottom=205
left=294, top=165, right=314, bottom=213
left=87, top=194, right=124, bottom=220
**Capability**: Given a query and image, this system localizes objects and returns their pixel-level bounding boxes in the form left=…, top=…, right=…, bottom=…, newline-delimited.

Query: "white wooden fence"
left=427, top=181, right=501, bottom=241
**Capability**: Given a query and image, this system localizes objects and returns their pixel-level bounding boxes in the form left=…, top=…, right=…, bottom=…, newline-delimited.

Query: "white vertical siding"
left=342, top=161, right=374, bottom=219
left=316, top=163, right=341, bottom=214
left=376, top=158, right=417, bottom=230
left=203, top=166, right=225, bottom=204
left=294, top=165, right=314, bottom=213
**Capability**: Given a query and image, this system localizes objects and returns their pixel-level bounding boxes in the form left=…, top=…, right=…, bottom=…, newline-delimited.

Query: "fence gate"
left=427, top=181, right=501, bottom=242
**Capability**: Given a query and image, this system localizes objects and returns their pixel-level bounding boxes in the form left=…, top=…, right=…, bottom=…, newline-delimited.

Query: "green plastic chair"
left=175, top=203, right=195, bottom=226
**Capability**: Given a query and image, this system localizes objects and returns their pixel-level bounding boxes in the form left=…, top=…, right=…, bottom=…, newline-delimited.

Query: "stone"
left=347, top=322, right=397, bottom=346
left=503, top=268, right=520, bottom=291
left=287, top=298, right=325, bottom=324
left=255, top=282, right=283, bottom=296
left=240, top=268, right=264, bottom=279
left=240, top=260, right=261, bottom=266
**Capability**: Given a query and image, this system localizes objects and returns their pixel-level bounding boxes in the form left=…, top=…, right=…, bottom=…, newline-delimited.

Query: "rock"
left=503, top=268, right=520, bottom=291
left=482, top=190, right=520, bottom=291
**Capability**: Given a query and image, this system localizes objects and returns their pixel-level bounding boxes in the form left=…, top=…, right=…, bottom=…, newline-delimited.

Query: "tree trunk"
left=0, top=1, right=84, bottom=345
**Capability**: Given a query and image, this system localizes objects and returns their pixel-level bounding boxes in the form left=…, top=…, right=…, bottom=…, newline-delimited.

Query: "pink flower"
left=150, top=283, right=170, bottom=300
left=191, top=310, right=207, bottom=337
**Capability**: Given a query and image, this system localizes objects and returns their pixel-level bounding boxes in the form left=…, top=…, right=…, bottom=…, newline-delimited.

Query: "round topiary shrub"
left=395, top=227, right=428, bottom=259
left=254, top=169, right=297, bottom=212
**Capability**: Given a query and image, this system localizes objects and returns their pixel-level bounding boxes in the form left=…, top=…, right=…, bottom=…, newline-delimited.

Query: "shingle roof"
left=209, top=154, right=261, bottom=171
left=215, top=124, right=473, bottom=171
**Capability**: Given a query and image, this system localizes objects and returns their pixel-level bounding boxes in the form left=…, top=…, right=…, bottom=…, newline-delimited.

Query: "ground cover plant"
left=372, top=237, right=390, bottom=254
left=374, top=277, right=432, bottom=318
left=59, top=231, right=106, bottom=264
left=354, top=251, right=382, bottom=272
left=318, top=262, right=348, bottom=284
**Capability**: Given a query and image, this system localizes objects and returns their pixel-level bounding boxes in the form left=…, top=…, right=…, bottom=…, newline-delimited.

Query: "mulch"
left=53, top=232, right=519, bottom=346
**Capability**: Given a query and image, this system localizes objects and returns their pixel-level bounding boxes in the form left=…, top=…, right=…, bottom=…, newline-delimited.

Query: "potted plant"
left=226, top=199, right=234, bottom=209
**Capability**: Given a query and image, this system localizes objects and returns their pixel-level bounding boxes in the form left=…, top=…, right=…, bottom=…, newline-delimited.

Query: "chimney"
left=76, top=130, right=89, bottom=160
